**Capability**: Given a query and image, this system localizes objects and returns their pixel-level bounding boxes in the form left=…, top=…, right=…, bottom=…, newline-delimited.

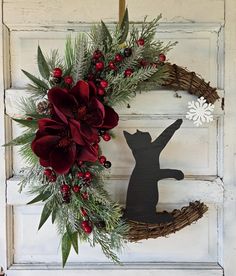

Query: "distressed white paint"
left=3, top=0, right=224, bottom=29
left=11, top=203, right=217, bottom=263
left=9, top=25, right=221, bottom=88
left=0, top=3, right=7, bottom=274
left=1, top=0, right=234, bottom=275
left=6, top=265, right=223, bottom=276
left=7, top=176, right=224, bottom=205
left=223, top=1, right=236, bottom=276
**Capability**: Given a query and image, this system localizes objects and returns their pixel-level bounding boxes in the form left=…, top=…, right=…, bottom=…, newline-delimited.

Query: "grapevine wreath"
left=6, top=10, right=219, bottom=266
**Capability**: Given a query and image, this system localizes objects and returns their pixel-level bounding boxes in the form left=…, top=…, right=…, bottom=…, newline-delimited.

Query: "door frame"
left=1, top=0, right=236, bottom=275
left=223, top=0, right=236, bottom=275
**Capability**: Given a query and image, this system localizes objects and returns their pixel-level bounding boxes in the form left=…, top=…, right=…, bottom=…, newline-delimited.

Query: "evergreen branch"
left=26, top=84, right=47, bottom=99
left=17, top=97, right=38, bottom=115
left=88, top=24, right=104, bottom=51
left=65, top=36, right=75, bottom=69
left=73, top=34, right=91, bottom=81
left=19, top=143, right=38, bottom=165
left=107, top=66, right=159, bottom=106
left=119, top=46, right=144, bottom=69
left=46, top=49, right=65, bottom=73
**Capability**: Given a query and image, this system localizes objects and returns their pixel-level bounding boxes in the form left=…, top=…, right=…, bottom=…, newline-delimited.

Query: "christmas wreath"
left=6, top=10, right=219, bottom=266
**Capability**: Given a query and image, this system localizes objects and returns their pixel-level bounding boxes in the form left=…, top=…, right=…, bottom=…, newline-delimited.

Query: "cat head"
left=123, top=129, right=152, bottom=150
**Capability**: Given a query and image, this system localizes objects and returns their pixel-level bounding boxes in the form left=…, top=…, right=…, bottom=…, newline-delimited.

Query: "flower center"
left=58, top=137, right=72, bottom=148
left=77, top=106, right=87, bottom=120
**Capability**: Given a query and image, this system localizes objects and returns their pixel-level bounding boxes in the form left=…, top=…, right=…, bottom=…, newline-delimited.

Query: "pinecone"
left=36, top=101, right=49, bottom=114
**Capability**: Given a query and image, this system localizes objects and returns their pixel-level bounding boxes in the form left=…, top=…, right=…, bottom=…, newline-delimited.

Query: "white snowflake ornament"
left=186, top=97, right=214, bottom=127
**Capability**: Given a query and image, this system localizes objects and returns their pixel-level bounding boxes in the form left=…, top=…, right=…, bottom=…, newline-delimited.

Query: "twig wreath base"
left=126, top=201, right=208, bottom=242
left=163, top=63, right=219, bottom=104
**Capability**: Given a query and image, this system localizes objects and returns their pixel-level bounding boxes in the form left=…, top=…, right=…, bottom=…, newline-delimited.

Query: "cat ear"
left=123, top=131, right=133, bottom=144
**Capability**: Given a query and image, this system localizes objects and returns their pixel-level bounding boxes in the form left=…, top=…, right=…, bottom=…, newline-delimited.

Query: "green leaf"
left=62, top=232, right=72, bottom=267
left=119, top=8, right=129, bottom=44
left=3, top=132, right=35, bottom=146
left=37, top=46, right=50, bottom=80
left=22, top=70, right=49, bottom=90
left=66, top=225, right=78, bottom=254
left=101, top=20, right=112, bottom=46
left=65, top=36, right=74, bottom=68
left=51, top=208, right=57, bottom=224
left=27, top=191, right=52, bottom=205
left=38, top=202, right=52, bottom=230
left=71, top=232, right=79, bottom=254
left=13, top=118, right=38, bottom=129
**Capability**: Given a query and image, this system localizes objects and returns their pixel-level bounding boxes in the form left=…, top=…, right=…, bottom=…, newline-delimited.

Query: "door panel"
left=1, top=0, right=229, bottom=275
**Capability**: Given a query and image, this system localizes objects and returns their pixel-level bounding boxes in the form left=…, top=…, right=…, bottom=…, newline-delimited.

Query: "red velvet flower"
left=31, top=118, right=98, bottom=174
left=47, top=80, right=119, bottom=142
left=31, top=80, right=119, bottom=175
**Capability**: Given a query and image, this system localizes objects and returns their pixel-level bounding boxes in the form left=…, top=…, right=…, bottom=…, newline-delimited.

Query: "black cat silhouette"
left=123, top=119, right=184, bottom=224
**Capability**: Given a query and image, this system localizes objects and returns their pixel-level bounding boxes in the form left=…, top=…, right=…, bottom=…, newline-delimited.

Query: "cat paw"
left=175, top=119, right=183, bottom=128
left=175, top=170, right=184, bottom=180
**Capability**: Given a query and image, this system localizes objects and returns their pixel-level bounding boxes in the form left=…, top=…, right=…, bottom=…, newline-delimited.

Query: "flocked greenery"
left=5, top=9, right=176, bottom=267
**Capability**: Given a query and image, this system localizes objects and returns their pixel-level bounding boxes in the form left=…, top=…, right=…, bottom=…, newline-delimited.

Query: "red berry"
left=98, top=87, right=105, bottom=96
left=139, top=60, right=148, bottom=67
left=93, top=50, right=103, bottom=60
left=72, top=185, right=80, bottom=193
left=115, top=53, right=123, bottom=62
left=81, top=220, right=89, bottom=228
left=84, top=171, right=92, bottom=179
left=53, top=67, right=62, bottom=78
left=100, top=80, right=108, bottom=88
left=77, top=172, right=84, bottom=179
left=60, top=183, right=70, bottom=193
left=102, top=132, right=111, bottom=141
left=27, top=117, right=33, bottom=120
left=108, top=61, right=117, bottom=70
left=44, top=168, right=53, bottom=177
left=99, top=156, right=106, bottom=164
left=95, top=61, right=104, bottom=71
left=83, top=225, right=93, bottom=234
left=82, top=192, right=89, bottom=200
left=64, top=76, right=73, bottom=85
left=81, top=208, right=87, bottom=216
left=137, top=38, right=145, bottom=46
left=49, top=174, right=57, bottom=182
left=159, top=53, right=166, bottom=62
left=124, top=68, right=133, bottom=77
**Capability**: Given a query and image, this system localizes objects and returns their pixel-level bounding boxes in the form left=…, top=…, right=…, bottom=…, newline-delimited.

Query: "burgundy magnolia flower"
left=47, top=80, right=119, bottom=143
left=31, top=80, right=119, bottom=175
left=31, top=118, right=98, bottom=174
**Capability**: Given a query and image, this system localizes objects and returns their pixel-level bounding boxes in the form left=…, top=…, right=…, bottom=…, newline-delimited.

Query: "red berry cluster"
left=52, top=67, right=73, bottom=86
left=98, top=155, right=112, bottom=169
left=44, top=168, right=57, bottom=182
left=81, top=220, right=92, bottom=234
left=60, top=183, right=71, bottom=203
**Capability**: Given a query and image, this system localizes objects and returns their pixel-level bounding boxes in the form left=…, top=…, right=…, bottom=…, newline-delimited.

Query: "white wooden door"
left=1, top=0, right=236, bottom=275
